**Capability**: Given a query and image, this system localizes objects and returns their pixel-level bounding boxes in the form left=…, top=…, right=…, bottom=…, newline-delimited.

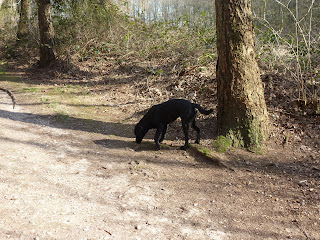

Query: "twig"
left=0, top=87, right=16, bottom=109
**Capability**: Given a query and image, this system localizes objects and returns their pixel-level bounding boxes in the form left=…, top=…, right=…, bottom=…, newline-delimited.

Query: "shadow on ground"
left=0, top=109, right=134, bottom=138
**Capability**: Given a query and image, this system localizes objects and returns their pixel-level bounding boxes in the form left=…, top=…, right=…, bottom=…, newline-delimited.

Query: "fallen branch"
left=0, top=87, right=16, bottom=109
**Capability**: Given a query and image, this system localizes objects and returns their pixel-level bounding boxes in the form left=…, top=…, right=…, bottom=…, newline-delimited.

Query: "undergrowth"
left=0, top=0, right=319, bottom=116
left=0, top=0, right=217, bottom=69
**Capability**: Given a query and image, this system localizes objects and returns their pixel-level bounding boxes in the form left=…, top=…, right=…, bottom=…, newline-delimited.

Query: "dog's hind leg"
left=180, top=121, right=190, bottom=150
left=191, top=118, right=201, bottom=144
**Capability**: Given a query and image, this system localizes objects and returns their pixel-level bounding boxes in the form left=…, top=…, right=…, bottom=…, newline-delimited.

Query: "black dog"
left=134, top=99, right=213, bottom=150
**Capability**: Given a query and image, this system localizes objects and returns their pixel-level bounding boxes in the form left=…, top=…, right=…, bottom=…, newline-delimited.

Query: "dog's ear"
left=134, top=125, right=144, bottom=143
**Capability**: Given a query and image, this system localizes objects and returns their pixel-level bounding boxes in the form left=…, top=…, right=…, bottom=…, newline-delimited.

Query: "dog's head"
left=134, top=124, right=148, bottom=143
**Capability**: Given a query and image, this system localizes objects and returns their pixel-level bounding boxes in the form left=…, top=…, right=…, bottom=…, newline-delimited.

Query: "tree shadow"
left=2, top=59, right=151, bottom=87
left=0, top=109, right=134, bottom=138
left=93, top=137, right=190, bottom=152
left=227, top=149, right=320, bottom=180
left=93, top=138, right=138, bottom=150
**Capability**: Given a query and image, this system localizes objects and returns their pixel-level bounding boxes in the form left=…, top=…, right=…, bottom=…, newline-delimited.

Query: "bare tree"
left=37, top=0, right=55, bottom=67
left=215, top=0, right=269, bottom=150
left=17, top=0, right=30, bottom=42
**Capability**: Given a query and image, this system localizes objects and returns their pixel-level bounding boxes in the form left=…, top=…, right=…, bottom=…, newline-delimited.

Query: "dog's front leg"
left=154, top=126, right=164, bottom=150
left=159, top=124, right=167, bottom=143
left=180, top=122, right=190, bottom=150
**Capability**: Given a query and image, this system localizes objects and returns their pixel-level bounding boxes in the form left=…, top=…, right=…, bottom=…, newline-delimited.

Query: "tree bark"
left=17, top=0, right=29, bottom=42
left=37, top=0, right=55, bottom=67
left=215, top=0, right=269, bottom=150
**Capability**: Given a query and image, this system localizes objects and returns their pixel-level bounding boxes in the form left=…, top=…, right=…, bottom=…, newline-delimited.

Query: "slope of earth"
left=0, top=60, right=319, bottom=240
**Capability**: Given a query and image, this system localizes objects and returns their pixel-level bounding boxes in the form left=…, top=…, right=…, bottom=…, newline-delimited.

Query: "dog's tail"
left=0, top=87, right=16, bottom=109
left=193, top=103, right=213, bottom=115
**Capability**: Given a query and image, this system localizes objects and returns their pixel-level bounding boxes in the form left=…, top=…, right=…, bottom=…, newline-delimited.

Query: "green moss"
left=225, top=129, right=244, bottom=148
left=246, top=117, right=268, bottom=152
left=212, top=135, right=232, bottom=153
left=247, top=127, right=261, bottom=150
left=222, top=114, right=268, bottom=152
left=195, top=145, right=211, bottom=156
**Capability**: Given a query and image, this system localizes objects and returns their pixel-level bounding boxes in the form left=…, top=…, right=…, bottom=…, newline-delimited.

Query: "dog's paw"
left=180, top=145, right=188, bottom=150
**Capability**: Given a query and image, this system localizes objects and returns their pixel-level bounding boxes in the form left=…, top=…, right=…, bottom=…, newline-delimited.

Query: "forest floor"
left=0, top=58, right=319, bottom=240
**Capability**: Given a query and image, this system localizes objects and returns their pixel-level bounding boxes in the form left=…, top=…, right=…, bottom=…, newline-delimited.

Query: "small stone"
left=135, top=225, right=141, bottom=230
left=83, top=226, right=89, bottom=231
left=298, top=180, right=308, bottom=187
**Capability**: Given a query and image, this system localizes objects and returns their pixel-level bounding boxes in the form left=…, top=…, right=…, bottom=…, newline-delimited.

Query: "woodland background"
left=1, top=0, right=319, bottom=107
left=0, top=1, right=320, bottom=239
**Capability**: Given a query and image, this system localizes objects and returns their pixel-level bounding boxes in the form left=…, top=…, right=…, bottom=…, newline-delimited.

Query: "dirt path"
left=1, top=71, right=319, bottom=240
left=0, top=87, right=230, bottom=240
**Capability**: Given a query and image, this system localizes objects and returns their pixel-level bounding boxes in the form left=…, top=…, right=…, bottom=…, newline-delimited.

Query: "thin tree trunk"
left=215, top=0, right=269, bottom=150
left=37, top=0, right=55, bottom=67
left=17, top=0, right=29, bottom=42
left=0, top=0, right=4, bottom=10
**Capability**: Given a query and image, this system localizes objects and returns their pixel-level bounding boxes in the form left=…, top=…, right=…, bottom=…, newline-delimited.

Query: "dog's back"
left=157, top=99, right=191, bottom=123
left=142, top=99, right=211, bottom=125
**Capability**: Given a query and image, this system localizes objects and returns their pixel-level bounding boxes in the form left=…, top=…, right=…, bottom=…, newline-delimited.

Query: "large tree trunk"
left=215, top=0, right=269, bottom=150
left=37, top=0, right=55, bottom=67
left=17, top=0, right=29, bottom=42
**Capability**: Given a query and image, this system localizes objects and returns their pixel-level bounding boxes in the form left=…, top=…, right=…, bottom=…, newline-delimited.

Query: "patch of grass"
left=22, top=87, right=39, bottom=92
left=132, top=164, right=146, bottom=171
left=212, top=135, right=232, bottom=153
left=54, top=113, right=70, bottom=122
left=255, top=147, right=264, bottom=155
left=55, top=87, right=66, bottom=93
left=0, top=65, right=6, bottom=75
left=54, top=85, right=82, bottom=95
left=49, top=102, right=58, bottom=108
